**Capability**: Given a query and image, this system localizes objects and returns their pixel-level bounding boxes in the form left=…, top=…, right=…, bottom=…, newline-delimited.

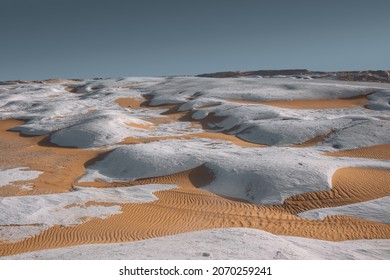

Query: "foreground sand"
left=4, top=228, right=390, bottom=260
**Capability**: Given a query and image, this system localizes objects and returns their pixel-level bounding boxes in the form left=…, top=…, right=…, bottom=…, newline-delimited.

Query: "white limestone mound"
left=50, top=110, right=152, bottom=148
left=299, top=196, right=390, bottom=224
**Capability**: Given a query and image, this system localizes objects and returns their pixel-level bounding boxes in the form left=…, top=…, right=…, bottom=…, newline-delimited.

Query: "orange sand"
left=124, top=121, right=153, bottom=130
left=122, top=132, right=265, bottom=148
left=195, top=103, right=221, bottom=109
left=0, top=119, right=107, bottom=196
left=135, top=102, right=263, bottom=146
left=324, top=144, right=390, bottom=160
left=292, top=131, right=333, bottom=148
left=1, top=164, right=389, bottom=256
left=138, top=101, right=335, bottom=148
left=41, top=79, right=78, bottom=84
left=279, top=167, right=390, bottom=214
left=115, top=98, right=143, bottom=109
left=229, top=94, right=369, bottom=109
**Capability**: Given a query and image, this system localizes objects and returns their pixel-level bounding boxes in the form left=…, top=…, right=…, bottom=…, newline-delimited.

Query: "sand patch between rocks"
left=229, top=94, right=369, bottom=109
left=324, top=144, right=390, bottom=160
left=115, top=98, right=143, bottom=109
left=121, top=132, right=265, bottom=147
left=0, top=119, right=107, bottom=196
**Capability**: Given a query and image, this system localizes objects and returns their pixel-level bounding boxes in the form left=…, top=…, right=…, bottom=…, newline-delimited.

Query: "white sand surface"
left=299, top=196, right=390, bottom=224
left=0, top=168, right=42, bottom=187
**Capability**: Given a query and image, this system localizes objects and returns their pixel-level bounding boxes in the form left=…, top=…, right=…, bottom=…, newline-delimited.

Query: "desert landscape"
left=0, top=71, right=389, bottom=259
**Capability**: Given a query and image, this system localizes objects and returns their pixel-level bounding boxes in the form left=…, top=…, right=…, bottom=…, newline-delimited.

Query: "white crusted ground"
left=0, top=184, right=176, bottom=242
left=0, top=168, right=42, bottom=188
left=80, top=140, right=389, bottom=205
left=299, top=196, right=390, bottom=224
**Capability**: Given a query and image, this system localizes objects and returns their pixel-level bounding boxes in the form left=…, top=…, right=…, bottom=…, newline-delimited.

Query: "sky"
left=0, top=0, right=389, bottom=80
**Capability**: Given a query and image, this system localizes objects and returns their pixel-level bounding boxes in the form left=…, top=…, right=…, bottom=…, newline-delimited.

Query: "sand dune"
left=291, top=131, right=332, bottom=147
left=115, top=97, right=144, bottom=109
left=279, top=167, right=390, bottom=214
left=120, top=99, right=338, bottom=148
left=122, top=132, right=265, bottom=147
left=79, top=165, right=390, bottom=217
left=228, top=94, right=369, bottom=109
left=0, top=184, right=176, bottom=243
left=124, top=101, right=264, bottom=146
left=1, top=164, right=389, bottom=256
left=124, top=121, right=153, bottom=130
left=324, top=144, right=390, bottom=160
left=41, top=79, right=78, bottom=84
left=0, top=119, right=107, bottom=196
left=5, top=228, right=390, bottom=260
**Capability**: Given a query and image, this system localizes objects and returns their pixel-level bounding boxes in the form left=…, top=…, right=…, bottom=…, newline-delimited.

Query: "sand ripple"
left=0, top=119, right=107, bottom=196
left=229, top=93, right=370, bottom=109
left=1, top=164, right=389, bottom=257
left=281, top=167, right=390, bottom=214
left=325, top=144, right=390, bottom=160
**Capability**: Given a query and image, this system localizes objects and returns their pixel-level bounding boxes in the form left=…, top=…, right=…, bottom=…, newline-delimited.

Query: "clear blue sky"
left=1, top=0, right=389, bottom=80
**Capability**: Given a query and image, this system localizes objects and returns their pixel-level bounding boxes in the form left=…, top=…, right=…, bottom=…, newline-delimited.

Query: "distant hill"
left=197, top=69, right=390, bottom=83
